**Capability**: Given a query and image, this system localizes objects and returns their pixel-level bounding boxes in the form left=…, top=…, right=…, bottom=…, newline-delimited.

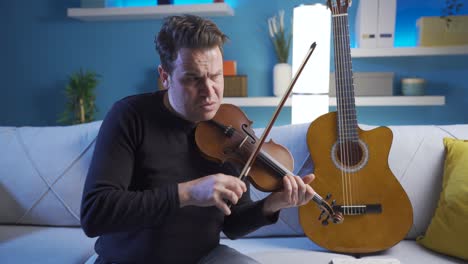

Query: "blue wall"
left=1, top=0, right=467, bottom=128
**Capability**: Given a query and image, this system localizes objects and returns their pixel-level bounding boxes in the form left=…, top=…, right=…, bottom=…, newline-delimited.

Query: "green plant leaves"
left=58, top=68, right=100, bottom=125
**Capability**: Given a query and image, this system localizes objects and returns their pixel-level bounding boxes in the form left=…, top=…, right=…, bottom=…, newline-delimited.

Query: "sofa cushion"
left=416, top=138, right=468, bottom=260
left=238, top=239, right=464, bottom=264
left=361, top=240, right=466, bottom=264
left=0, top=225, right=97, bottom=264
left=227, top=238, right=464, bottom=264
left=223, top=237, right=354, bottom=264
left=0, top=121, right=101, bottom=226
left=386, top=125, right=468, bottom=239
left=237, top=122, right=313, bottom=238
left=84, top=237, right=466, bottom=264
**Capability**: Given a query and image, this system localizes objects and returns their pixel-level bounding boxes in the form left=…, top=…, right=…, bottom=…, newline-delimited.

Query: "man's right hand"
left=178, top=174, right=247, bottom=215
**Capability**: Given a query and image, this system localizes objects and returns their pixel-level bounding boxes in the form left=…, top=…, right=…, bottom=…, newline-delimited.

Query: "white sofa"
left=0, top=121, right=466, bottom=264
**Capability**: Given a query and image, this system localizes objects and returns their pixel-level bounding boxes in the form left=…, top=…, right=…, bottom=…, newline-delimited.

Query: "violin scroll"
left=312, top=193, right=344, bottom=225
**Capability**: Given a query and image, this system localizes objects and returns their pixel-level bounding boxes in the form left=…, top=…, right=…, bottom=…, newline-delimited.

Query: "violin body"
left=299, top=112, right=413, bottom=253
left=195, top=104, right=294, bottom=192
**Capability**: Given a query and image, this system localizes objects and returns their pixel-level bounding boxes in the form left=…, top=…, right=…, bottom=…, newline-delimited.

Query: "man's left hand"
left=262, top=174, right=315, bottom=216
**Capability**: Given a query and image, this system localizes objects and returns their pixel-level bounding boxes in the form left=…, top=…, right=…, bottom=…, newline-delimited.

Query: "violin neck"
left=257, top=150, right=292, bottom=178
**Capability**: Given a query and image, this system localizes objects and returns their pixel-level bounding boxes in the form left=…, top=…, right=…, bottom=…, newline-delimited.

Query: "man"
left=81, top=15, right=316, bottom=264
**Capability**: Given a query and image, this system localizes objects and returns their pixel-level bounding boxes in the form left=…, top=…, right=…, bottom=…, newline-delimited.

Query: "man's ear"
left=157, top=65, right=170, bottom=90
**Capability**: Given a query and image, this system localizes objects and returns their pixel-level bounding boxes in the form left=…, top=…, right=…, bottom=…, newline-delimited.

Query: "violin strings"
left=241, top=138, right=289, bottom=178
left=229, top=128, right=287, bottom=179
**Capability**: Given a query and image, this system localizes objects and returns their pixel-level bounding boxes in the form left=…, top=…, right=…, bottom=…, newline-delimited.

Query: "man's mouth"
left=200, top=101, right=217, bottom=110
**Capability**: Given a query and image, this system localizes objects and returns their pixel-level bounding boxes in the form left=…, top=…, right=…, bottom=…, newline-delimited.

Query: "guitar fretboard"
left=332, top=13, right=358, bottom=142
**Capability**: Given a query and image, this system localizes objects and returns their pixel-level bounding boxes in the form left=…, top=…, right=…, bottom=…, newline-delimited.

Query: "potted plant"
left=268, top=10, right=292, bottom=97
left=441, top=0, right=464, bottom=28
left=58, top=69, right=100, bottom=125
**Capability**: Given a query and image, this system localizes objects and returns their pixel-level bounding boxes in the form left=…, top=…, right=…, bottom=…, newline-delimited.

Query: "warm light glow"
left=291, top=4, right=331, bottom=124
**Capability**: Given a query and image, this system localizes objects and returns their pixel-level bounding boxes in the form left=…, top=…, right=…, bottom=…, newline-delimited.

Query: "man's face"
left=161, top=46, right=224, bottom=123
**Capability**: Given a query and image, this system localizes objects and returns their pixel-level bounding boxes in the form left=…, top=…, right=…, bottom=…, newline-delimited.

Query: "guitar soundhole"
left=336, top=141, right=363, bottom=166
left=331, top=139, right=369, bottom=173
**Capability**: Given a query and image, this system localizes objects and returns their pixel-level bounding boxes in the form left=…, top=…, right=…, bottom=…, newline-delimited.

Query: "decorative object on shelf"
left=417, top=15, right=468, bottom=47
left=268, top=10, right=292, bottom=97
left=223, top=75, right=248, bottom=97
left=330, top=72, right=394, bottom=96
left=223, top=60, right=237, bottom=76
left=441, top=0, right=464, bottom=28
left=356, top=0, right=396, bottom=48
left=58, top=69, right=100, bottom=125
left=272, top=63, right=292, bottom=97
left=213, top=0, right=224, bottom=2
left=401, top=78, right=425, bottom=96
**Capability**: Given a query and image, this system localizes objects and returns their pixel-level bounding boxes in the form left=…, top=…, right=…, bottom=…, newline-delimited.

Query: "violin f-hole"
left=241, top=123, right=257, bottom=145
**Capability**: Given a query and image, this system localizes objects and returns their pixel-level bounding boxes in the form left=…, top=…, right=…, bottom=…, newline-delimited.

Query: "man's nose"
left=200, top=77, right=215, bottom=96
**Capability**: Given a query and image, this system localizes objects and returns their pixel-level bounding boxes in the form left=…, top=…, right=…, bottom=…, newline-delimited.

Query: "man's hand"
left=262, top=174, right=316, bottom=216
left=178, top=174, right=247, bottom=215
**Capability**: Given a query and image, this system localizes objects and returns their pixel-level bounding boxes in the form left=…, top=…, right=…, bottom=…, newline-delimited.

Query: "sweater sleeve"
left=80, top=100, right=179, bottom=238
left=221, top=164, right=280, bottom=239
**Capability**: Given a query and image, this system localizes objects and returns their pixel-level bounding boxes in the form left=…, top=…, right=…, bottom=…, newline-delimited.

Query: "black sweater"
left=81, top=91, right=277, bottom=263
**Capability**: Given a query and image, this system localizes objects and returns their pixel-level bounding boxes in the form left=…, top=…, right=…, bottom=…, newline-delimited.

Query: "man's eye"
left=184, top=76, right=200, bottom=83
left=211, top=74, right=222, bottom=80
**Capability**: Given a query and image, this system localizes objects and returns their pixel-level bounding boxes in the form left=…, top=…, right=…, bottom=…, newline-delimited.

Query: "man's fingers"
left=282, top=175, right=292, bottom=202
left=222, top=189, right=240, bottom=205
left=215, top=198, right=231, bottom=215
left=294, top=176, right=307, bottom=203
left=288, top=175, right=298, bottom=204
left=304, top=185, right=315, bottom=201
left=222, top=176, right=247, bottom=196
left=302, top=173, right=315, bottom=184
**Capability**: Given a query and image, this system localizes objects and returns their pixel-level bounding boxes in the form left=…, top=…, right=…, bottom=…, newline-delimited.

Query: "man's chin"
left=201, top=110, right=217, bottom=122
left=191, top=109, right=217, bottom=123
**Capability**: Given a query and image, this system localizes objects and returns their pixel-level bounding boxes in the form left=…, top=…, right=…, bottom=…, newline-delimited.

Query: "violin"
left=195, top=103, right=293, bottom=192
left=195, top=42, right=343, bottom=224
left=195, top=103, right=342, bottom=224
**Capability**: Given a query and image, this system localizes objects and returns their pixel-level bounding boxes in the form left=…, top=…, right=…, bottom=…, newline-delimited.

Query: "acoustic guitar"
left=299, top=0, right=413, bottom=253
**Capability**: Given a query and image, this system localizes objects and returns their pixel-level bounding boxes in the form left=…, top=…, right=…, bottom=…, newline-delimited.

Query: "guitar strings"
left=332, top=5, right=348, bottom=215
left=341, top=11, right=355, bottom=215
left=343, top=10, right=360, bottom=214
left=340, top=10, right=353, bottom=215
left=333, top=4, right=360, bottom=215
left=343, top=10, right=357, bottom=215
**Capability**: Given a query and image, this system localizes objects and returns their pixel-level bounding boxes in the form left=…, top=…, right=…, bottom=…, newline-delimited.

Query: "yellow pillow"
left=417, top=137, right=468, bottom=260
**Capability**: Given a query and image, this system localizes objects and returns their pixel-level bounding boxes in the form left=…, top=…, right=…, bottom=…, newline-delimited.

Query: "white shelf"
left=67, top=3, right=234, bottom=21
left=223, top=96, right=445, bottom=107
left=351, top=45, right=468, bottom=58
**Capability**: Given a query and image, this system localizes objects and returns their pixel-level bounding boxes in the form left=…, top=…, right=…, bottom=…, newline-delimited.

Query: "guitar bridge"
left=333, top=204, right=382, bottom=215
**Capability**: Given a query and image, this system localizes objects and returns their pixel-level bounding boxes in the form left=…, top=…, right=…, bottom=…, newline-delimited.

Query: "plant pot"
left=273, top=63, right=292, bottom=97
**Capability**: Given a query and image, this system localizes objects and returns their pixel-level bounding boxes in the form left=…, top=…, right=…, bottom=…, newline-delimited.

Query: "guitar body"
left=299, top=112, right=413, bottom=253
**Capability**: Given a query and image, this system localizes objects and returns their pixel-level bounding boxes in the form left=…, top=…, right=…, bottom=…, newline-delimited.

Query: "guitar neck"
left=332, top=12, right=358, bottom=142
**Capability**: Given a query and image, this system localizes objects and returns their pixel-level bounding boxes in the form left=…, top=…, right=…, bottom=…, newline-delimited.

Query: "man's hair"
left=155, top=15, right=229, bottom=74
